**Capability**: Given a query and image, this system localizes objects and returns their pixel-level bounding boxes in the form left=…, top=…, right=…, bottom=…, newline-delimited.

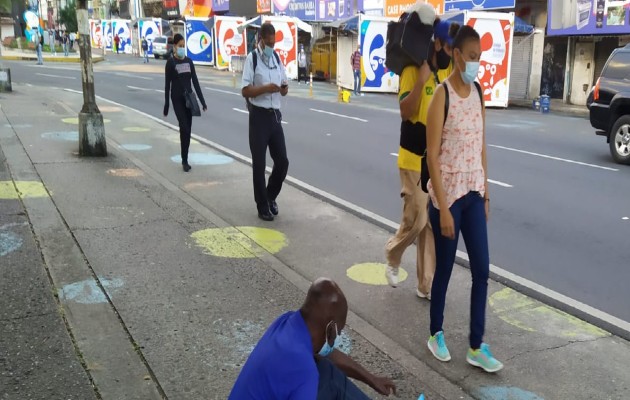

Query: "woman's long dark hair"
left=452, top=25, right=480, bottom=50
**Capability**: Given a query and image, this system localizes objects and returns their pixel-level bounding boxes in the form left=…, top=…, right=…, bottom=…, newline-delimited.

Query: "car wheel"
left=609, top=115, right=630, bottom=165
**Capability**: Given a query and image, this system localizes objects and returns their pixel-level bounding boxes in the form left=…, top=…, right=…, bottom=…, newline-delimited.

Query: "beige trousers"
left=385, top=169, right=436, bottom=295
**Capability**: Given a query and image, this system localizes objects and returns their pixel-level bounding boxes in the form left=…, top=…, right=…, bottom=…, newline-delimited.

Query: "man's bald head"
left=301, top=278, right=348, bottom=329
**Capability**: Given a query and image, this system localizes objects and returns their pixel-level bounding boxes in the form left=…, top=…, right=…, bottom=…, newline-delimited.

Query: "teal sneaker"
left=427, top=331, right=451, bottom=362
left=466, top=343, right=504, bottom=373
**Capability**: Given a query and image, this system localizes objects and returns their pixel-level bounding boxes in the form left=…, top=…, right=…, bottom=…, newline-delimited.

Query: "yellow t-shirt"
left=397, top=64, right=452, bottom=171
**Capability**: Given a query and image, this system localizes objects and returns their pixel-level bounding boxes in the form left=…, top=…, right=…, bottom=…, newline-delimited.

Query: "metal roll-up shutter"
left=594, top=37, right=620, bottom=82
left=509, top=34, right=534, bottom=100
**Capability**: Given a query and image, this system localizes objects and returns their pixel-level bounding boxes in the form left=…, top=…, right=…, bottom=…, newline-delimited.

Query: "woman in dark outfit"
left=163, top=34, right=207, bottom=172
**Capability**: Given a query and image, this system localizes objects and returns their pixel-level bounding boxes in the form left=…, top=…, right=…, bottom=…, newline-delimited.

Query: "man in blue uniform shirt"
left=228, top=278, right=397, bottom=399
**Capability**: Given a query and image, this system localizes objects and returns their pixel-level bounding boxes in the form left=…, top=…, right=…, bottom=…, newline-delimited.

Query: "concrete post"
left=76, top=3, right=107, bottom=157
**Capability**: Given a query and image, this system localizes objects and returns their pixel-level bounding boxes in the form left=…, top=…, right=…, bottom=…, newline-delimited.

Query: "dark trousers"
left=429, top=191, right=489, bottom=349
left=248, top=106, right=289, bottom=214
left=298, top=66, right=307, bottom=83
left=172, top=97, right=193, bottom=164
left=317, top=358, right=370, bottom=400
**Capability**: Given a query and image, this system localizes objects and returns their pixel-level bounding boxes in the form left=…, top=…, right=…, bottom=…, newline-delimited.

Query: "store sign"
left=384, top=0, right=445, bottom=17
left=547, top=0, right=630, bottom=36
left=163, top=0, right=181, bottom=19
left=212, top=0, right=229, bottom=11
left=258, top=0, right=272, bottom=13
left=361, top=0, right=384, bottom=16
left=273, top=0, right=353, bottom=21
left=273, top=0, right=316, bottom=19
left=445, top=0, right=514, bottom=12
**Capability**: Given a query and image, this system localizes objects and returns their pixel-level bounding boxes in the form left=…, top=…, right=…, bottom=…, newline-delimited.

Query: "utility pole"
left=76, top=0, right=107, bottom=156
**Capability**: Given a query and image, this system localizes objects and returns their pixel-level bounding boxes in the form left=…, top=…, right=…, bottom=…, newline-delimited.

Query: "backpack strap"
left=252, top=50, right=281, bottom=73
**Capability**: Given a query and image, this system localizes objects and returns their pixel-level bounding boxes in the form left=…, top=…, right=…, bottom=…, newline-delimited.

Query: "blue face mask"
left=176, top=47, right=186, bottom=59
left=461, top=61, right=480, bottom=84
left=263, top=45, right=274, bottom=58
left=318, top=322, right=342, bottom=357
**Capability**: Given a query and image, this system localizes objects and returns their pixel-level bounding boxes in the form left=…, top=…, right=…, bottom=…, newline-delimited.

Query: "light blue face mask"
left=461, top=61, right=480, bottom=85
left=318, top=321, right=342, bottom=357
left=263, top=45, right=274, bottom=58
left=176, top=47, right=186, bottom=59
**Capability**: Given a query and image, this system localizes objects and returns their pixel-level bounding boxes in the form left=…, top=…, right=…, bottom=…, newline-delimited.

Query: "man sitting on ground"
left=229, top=278, right=397, bottom=399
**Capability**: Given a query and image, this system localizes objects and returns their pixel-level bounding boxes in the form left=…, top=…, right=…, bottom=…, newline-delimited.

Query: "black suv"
left=590, top=44, right=630, bottom=164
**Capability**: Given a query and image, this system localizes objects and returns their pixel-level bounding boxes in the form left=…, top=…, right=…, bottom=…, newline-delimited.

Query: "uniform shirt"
left=397, top=64, right=452, bottom=171
left=242, top=47, right=287, bottom=110
left=228, top=311, right=318, bottom=400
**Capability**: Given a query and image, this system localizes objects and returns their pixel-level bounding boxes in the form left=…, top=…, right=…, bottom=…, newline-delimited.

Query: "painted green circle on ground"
left=0, top=181, right=48, bottom=199
left=489, top=288, right=609, bottom=340
left=191, top=226, right=288, bottom=259
left=123, top=127, right=151, bottom=132
left=62, top=117, right=111, bottom=124
left=346, top=263, right=408, bottom=286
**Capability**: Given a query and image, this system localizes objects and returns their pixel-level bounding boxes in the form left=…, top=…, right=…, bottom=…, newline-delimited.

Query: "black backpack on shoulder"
left=386, top=11, right=434, bottom=76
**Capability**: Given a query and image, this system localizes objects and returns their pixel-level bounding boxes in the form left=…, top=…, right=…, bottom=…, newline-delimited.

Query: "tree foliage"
left=59, top=0, right=78, bottom=32
left=0, top=0, right=11, bottom=13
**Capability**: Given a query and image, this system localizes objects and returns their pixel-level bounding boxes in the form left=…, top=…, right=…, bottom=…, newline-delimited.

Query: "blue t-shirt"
left=228, top=311, right=319, bottom=400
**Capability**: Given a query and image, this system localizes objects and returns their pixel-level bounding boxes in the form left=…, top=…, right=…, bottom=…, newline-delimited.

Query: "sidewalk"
left=0, top=47, right=105, bottom=63
left=1, top=83, right=629, bottom=400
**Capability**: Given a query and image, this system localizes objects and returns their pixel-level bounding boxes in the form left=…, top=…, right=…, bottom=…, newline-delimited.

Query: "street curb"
left=508, top=102, right=589, bottom=119
left=0, top=55, right=105, bottom=63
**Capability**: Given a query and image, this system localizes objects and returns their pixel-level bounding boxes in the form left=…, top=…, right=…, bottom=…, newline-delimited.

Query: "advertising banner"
left=213, top=0, right=230, bottom=11
left=445, top=0, right=515, bottom=12
left=138, top=18, right=162, bottom=55
left=384, top=0, right=445, bottom=17
left=90, top=19, right=103, bottom=48
left=547, top=0, right=630, bottom=36
left=185, top=17, right=215, bottom=65
left=360, top=16, right=399, bottom=92
left=466, top=11, right=514, bottom=107
left=112, top=20, right=132, bottom=54
left=215, top=16, right=247, bottom=70
left=182, top=0, right=212, bottom=17
left=258, top=0, right=272, bottom=13
left=102, top=20, right=113, bottom=50
left=163, top=0, right=181, bottom=19
left=263, top=17, right=298, bottom=79
left=273, top=0, right=317, bottom=20
left=361, top=0, right=384, bottom=16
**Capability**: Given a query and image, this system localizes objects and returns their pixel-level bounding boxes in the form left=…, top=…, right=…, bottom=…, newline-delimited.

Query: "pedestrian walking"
left=298, top=44, right=307, bottom=84
left=351, top=45, right=362, bottom=96
left=385, top=18, right=455, bottom=298
left=36, top=32, right=43, bottom=65
left=114, top=34, right=120, bottom=54
left=425, top=25, right=503, bottom=373
left=63, top=32, right=69, bottom=56
left=163, top=34, right=207, bottom=172
left=69, top=31, right=76, bottom=50
left=241, top=22, right=290, bottom=222
left=228, top=278, right=397, bottom=399
left=142, top=37, right=149, bottom=63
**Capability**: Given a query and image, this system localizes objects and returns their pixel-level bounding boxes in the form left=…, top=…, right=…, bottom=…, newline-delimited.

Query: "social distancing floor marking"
left=0, top=231, right=23, bottom=257
left=191, top=227, right=288, bottom=259
left=58, top=277, right=124, bottom=304
left=183, top=181, right=222, bottom=190
left=41, top=131, right=78, bottom=141
left=0, top=181, right=48, bottom=199
left=474, top=386, right=544, bottom=400
left=106, top=168, right=144, bottom=177
left=170, top=153, right=233, bottom=166
left=62, top=117, right=111, bottom=124
left=121, top=144, right=152, bottom=151
left=123, top=126, right=151, bottom=132
left=489, top=288, right=609, bottom=340
left=346, top=263, right=408, bottom=286
left=99, top=106, right=123, bottom=112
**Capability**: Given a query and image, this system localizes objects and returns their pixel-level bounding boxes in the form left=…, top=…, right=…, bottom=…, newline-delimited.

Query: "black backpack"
left=386, top=11, right=434, bottom=76
left=420, top=81, right=483, bottom=193
left=245, top=50, right=281, bottom=111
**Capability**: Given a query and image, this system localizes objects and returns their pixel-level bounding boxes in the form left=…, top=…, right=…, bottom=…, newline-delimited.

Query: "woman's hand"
left=440, top=209, right=456, bottom=240
left=203, top=105, right=207, bottom=112
left=163, top=105, right=168, bottom=117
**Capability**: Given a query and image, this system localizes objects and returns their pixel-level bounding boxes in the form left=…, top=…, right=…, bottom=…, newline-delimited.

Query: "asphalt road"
left=4, top=56, right=630, bottom=325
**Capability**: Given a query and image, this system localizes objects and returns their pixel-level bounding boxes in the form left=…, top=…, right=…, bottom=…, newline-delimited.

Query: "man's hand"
left=369, top=375, right=397, bottom=396
left=265, top=83, right=281, bottom=93
left=417, top=61, right=431, bottom=87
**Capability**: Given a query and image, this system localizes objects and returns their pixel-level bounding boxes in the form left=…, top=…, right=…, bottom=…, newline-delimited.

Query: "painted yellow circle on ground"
left=489, top=288, right=609, bottom=340
left=0, top=181, right=48, bottom=199
left=62, top=117, right=111, bottom=124
left=191, top=226, right=288, bottom=259
left=123, top=127, right=151, bottom=132
left=346, top=263, right=408, bottom=286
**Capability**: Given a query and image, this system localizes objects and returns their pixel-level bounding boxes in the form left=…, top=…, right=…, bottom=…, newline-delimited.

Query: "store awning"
left=443, top=13, right=534, bottom=34
left=335, top=15, right=360, bottom=33
left=237, top=15, right=312, bottom=34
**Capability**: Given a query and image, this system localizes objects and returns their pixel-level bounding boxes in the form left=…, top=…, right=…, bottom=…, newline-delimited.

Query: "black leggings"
left=172, top=98, right=192, bottom=164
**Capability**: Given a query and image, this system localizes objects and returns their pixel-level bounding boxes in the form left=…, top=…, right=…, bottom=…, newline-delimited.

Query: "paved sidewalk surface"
left=0, top=48, right=105, bottom=63
left=1, top=84, right=628, bottom=400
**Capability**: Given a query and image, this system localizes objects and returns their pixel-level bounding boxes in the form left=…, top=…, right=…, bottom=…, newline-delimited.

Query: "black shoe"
left=269, top=200, right=279, bottom=216
left=258, top=210, right=274, bottom=221
left=183, top=163, right=191, bottom=172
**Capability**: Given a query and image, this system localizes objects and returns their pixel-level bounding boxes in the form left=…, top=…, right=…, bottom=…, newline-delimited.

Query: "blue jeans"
left=429, top=191, right=489, bottom=349
left=317, top=358, right=370, bottom=400
left=353, top=69, right=361, bottom=94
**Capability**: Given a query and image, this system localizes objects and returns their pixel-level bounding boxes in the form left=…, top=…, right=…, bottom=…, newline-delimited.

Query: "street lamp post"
left=76, top=0, right=107, bottom=156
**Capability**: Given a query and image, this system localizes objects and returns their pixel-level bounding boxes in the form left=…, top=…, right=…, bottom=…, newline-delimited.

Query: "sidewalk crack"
left=504, top=336, right=608, bottom=362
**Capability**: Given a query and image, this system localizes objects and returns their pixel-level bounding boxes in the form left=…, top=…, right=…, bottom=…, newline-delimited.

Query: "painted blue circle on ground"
left=0, top=231, right=23, bottom=257
left=170, top=153, right=233, bottom=166
left=41, top=131, right=78, bottom=141
left=121, top=144, right=152, bottom=151
left=474, top=386, right=544, bottom=400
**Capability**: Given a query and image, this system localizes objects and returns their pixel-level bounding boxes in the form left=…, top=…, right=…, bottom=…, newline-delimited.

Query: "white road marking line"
left=489, top=144, right=619, bottom=171
left=231, top=107, right=288, bottom=124
left=206, top=87, right=240, bottom=96
left=36, top=73, right=75, bottom=79
left=623, top=217, right=629, bottom=220
left=28, top=65, right=78, bottom=71
left=62, top=87, right=630, bottom=338
left=127, top=85, right=152, bottom=91
left=488, top=179, right=513, bottom=188
left=115, top=72, right=152, bottom=80
left=310, top=108, right=368, bottom=122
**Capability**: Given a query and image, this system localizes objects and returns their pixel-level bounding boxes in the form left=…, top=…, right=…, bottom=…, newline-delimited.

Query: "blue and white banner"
left=112, top=20, right=132, bottom=54
left=360, top=18, right=398, bottom=93
left=185, top=18, right=214, bottom=66
left=102, top=20, right=112, bottom=50
left=139, top=18, right=162, bottom=55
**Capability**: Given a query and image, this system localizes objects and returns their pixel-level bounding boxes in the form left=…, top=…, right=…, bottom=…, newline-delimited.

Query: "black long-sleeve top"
left=164, top=56, right=207, bottom=114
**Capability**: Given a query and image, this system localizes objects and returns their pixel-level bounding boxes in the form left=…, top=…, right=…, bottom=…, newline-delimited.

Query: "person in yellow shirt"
left=385, top=20, right=460, bottom=298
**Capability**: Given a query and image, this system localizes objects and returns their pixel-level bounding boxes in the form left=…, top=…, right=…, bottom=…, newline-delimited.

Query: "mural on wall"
left=90, top=19, right=103, bottom=48
left=112, top=20, right=132, bottom=53
left=360, top=18, right=399, bottom=92
left=23, top=10, right=42, bottom=42
left=185, top=18, right=214, bottom=65
left=215, top=17, right=247, bottom=70
left=102, top=20, right=113, bottom=50
left=548, top=0, right=630, bottom=36
left=138, top=19, right=162, bottom=55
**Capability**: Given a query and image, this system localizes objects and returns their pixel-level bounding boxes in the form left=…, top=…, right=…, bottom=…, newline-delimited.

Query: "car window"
left=153, top=37, right=166, bottom=44
left=603, top=51, right=630, bottom=80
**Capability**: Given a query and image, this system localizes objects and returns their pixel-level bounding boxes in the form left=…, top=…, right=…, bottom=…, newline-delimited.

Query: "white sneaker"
left=416, top=288, right=431, bottom=300
left=385, top=266, right=399, bottom=287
